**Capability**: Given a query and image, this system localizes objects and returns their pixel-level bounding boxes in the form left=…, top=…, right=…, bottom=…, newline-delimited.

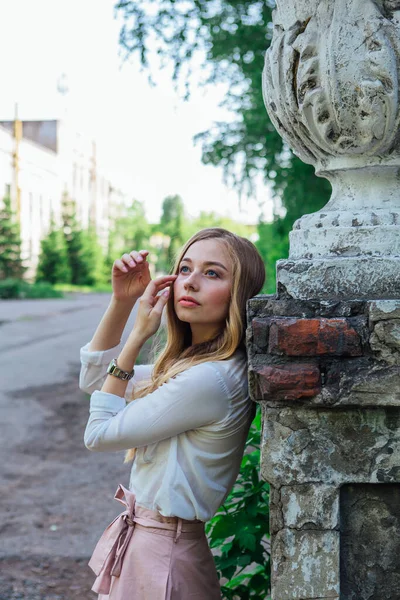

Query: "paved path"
left=0, top=293, right=139, bottom=563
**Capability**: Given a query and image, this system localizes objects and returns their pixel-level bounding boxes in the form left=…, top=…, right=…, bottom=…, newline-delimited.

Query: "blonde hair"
left=124, top=228, right=265, bottom=463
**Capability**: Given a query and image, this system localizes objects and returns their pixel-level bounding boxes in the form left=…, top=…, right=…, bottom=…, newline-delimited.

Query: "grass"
left=53, top=283, right=113, bottom=294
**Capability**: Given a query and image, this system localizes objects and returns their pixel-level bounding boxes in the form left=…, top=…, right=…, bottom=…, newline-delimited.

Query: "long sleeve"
left=83, top=362, right=231, bottom=452
left=79, top=341, right=153, bottom=400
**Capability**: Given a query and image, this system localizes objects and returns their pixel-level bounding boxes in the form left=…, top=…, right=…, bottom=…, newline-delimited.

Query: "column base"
left=277, top=257, right=400, bottom=300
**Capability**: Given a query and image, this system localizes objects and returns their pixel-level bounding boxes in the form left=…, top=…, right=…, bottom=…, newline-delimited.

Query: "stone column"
left=247, top=1, right=400, bottom=599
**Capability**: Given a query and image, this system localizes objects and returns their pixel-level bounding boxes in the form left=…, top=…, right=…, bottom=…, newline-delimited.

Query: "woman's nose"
left=183, top=272, right=199, bottom=290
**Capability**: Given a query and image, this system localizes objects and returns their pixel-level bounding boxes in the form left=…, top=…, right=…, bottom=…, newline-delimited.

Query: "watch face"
left=107, top=359, right=133, bottom=380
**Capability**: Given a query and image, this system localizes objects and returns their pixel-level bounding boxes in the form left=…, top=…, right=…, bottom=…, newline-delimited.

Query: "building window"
left=5, top=183, right=11, bottom=198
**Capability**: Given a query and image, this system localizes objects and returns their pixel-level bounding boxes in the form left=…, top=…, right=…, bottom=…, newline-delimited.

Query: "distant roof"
left=0, top=119, right=58, bottom=152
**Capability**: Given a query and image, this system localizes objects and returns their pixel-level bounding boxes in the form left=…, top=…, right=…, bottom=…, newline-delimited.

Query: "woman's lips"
left=178, top=300, right=200, bottom=307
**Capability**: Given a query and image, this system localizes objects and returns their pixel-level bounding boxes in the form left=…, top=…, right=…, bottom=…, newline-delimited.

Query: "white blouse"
left=80, top=341, right=255, bottom=522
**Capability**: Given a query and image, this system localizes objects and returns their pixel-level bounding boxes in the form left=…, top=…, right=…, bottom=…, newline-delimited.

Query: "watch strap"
left=107, top=358, right=135, bottom=381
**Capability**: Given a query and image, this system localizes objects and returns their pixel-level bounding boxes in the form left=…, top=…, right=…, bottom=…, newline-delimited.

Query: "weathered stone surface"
left=370, top=319, right=400, bottom=365
left=253, top=364, right=321, bottom=401
left=264, top=2, right=400, bottom=172
left=250, top=358, right=400, bottom=407
left=269, top=484, right=284, bottom=536
left=272, top=529, right=339, bottom=600
left=277, top=257, right=400, bottom=301
left=340, top=365, right=400, bottom=405
left=369, top=299, right=400, bottom=322
left=256, top=0, right=400, bottom=596
left=247, top=295, right=366, bottom=322
left=250, top=317, right=270, bottom=351
left=268, top=317, right=363, bottom=357
left=280, top=484, right=339, bottom=530
left=248, top=298, right=400, bottom=407
left=263, top=0, right=400, bottom=300
left=340, top=484, right=400, bottom=600
left=260, top=405, right=400, bottom=487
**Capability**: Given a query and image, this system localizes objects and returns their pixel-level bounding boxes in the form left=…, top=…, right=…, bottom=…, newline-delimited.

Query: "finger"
left=114, top=259, right=129, bottom=273
left=141, top=281, right=175, bottom=307
left=129, top=250, right=145, bottom=264
left=154, top=281, right=175, bottom=295
left=121, top=252, right=147, bottom=268
left=143, top=281, right=173, bottom=307
left=142, top=276, right=177, bottom=299
left=151, top=287, right=171, bottom=316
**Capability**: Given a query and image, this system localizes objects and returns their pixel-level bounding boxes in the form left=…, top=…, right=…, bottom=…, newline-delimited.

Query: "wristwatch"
left=106, top=358, right=135, bottom=381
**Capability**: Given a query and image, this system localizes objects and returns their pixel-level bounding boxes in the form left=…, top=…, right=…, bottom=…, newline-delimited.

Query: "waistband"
left=134, top=503, right=204, bottom=530
left=88, top=483, right=205, bottom=596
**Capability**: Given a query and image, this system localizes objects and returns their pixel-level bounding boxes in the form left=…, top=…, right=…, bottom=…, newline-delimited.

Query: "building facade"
left=0, top=118, right=128, bottom=280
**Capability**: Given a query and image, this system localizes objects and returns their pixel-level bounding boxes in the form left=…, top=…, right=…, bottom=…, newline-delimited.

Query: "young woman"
left=79, top=227, right=265, bottom=599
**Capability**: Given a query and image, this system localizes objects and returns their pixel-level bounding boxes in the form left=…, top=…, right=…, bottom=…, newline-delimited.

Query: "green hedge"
left=0, top=278, right=64, bottom=299
left=206, top=406, right=271, bottom=599
left=54, top=283, right=112, bottom=294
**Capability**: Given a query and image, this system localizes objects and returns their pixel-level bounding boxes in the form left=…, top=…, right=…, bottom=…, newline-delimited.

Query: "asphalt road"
left=0, top=293, right=140, bottom=598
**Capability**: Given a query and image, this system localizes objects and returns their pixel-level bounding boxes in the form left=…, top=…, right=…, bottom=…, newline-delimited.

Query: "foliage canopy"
left=115, top=0, right=331, bottom=294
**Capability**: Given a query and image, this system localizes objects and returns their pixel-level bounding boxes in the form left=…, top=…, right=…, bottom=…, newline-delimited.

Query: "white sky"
left=0, top=0, right=274, bottom=223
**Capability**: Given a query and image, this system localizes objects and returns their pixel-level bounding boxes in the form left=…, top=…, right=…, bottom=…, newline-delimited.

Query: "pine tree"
left=62, top=193, right=87, bottom=285
left=79, top=225, right=106, bottom=287
left=0, top=196, right=26, bottom=279
left=158, top=195, right=185, bottom=271
left=105, top=199, right=150, bottom=283
left=36, top=216, right=72, bottom=284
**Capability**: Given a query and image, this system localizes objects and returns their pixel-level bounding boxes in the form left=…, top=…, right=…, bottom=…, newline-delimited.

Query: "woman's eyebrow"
left=180, top=257, right=228, bottom=272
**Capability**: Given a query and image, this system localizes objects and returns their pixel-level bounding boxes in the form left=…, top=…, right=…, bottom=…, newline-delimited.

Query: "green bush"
left=54, top=283, right=112, bottom=294
left=0, top=278, right=21, bottom=299
left=22, top=281, right=64, bottom=299
left=0, top=278, right=63, bottom=299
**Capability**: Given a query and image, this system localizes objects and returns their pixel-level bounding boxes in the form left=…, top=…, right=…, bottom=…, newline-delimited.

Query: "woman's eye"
left=206, top=269, right=219, bottom=278
left=179, top=265, right=190, bottom=273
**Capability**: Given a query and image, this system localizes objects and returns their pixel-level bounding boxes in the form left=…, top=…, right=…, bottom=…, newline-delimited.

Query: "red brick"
left=268, top=318, right=362, bottom=357
left=254, top=364, right=321, bottom=401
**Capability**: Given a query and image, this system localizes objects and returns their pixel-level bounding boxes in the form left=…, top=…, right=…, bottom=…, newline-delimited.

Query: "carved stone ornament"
left=262, top=0, right=400, bottom=300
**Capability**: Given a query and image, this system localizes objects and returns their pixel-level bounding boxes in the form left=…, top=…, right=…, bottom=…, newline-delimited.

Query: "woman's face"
left=173, top=238, right=233, bottom=344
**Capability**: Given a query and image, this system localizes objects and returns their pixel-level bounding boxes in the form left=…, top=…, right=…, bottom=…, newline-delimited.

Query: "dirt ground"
left=0, top=295, right=139, bottom=599
left=0, top=372, right=130, bottom=599
left=0, top=556, right=96, bottom=600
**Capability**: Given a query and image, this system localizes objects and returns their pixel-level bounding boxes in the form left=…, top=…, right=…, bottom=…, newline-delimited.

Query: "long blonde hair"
left=124, top=228, right=265, bottom=463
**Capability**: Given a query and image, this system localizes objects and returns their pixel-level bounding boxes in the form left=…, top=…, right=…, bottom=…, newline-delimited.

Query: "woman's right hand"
left=111, top=250, right=152, bottom=303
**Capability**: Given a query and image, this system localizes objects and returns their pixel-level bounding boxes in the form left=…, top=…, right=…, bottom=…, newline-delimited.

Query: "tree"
left=36, top=216, right=72, bottom=284
left=158, top=194, right=185, bottom=271
left=116, top=0, right=331, bottom=290
left=80, top=226, right=107, bottom=287
left=0, top=196, right=26, bottom=279
left=61, top=193, right=107, bottom=286
left=105, top=199, right=150, bottom=282
left=183, top=210, right=256, bottom=240
left=62, top=193, right=88, bottom=285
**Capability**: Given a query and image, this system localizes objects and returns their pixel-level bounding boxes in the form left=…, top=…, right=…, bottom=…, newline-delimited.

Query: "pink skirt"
left=89, top=483, right=221, bottom=600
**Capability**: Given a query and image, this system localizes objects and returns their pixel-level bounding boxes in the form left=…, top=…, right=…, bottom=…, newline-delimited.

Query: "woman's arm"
left=88, top=295, right=137, bottom=352
left=99, top=275, right=176, bottom=396
left=84, top=362, right=230, bottom=451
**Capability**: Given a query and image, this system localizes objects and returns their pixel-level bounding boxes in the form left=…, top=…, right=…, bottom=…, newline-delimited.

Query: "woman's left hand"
left=130, top=275, right=177, bottom=343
